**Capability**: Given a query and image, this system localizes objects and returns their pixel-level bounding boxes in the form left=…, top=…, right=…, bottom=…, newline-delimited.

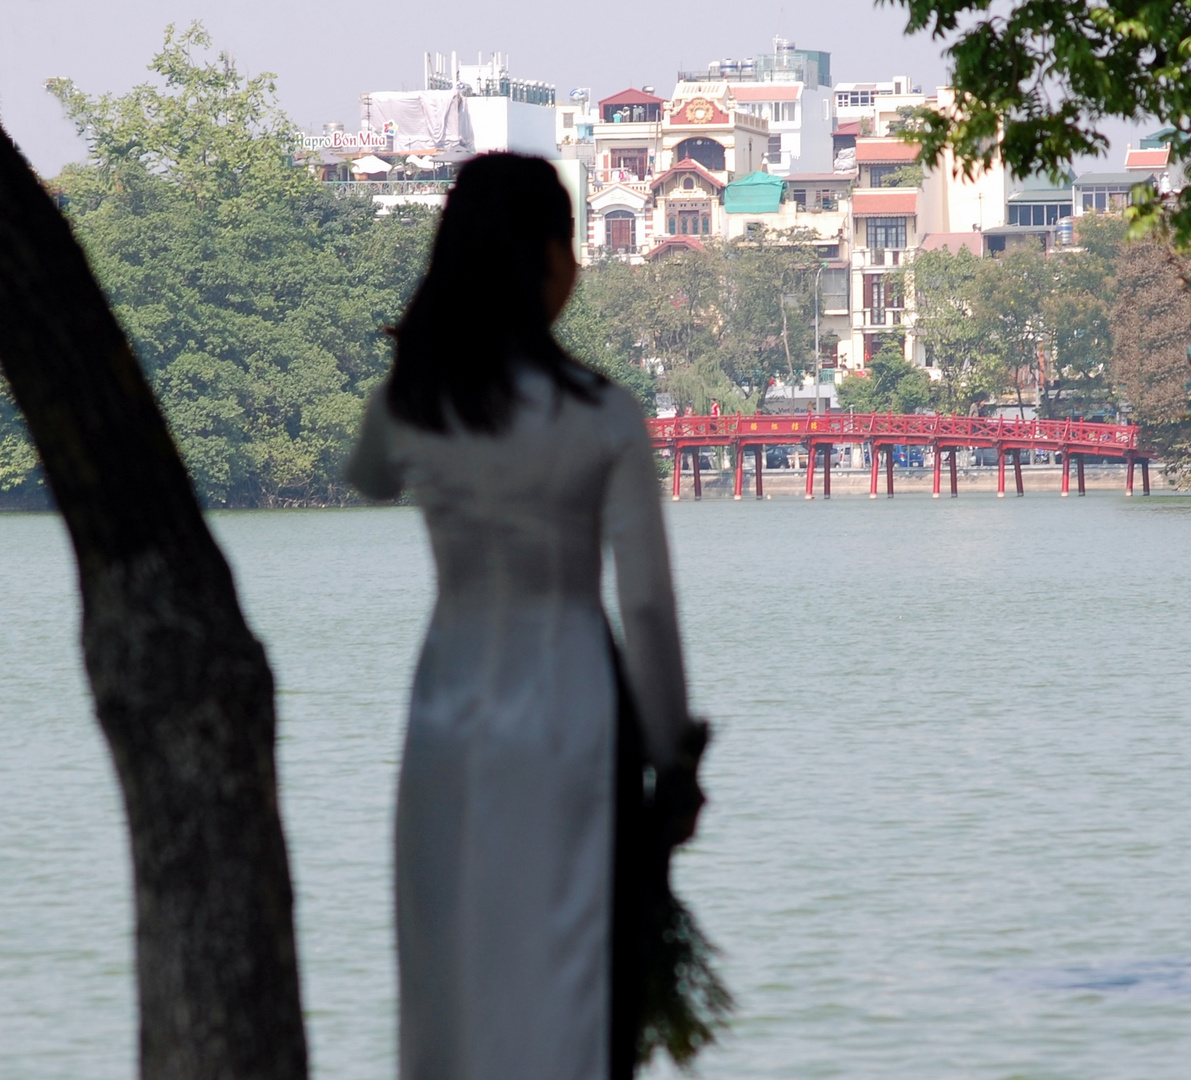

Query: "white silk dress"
left=346, top=368, right=690, bottom=1080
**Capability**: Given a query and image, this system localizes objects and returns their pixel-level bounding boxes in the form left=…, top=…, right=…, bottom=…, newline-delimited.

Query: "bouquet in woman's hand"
left=638, top=720, right=733, bottom=1069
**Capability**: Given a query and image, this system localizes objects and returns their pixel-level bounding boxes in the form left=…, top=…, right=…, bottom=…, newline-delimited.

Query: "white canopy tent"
left=350, top=155, right=392, bottom=175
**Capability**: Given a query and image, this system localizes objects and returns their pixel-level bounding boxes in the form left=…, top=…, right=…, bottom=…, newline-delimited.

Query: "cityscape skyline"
left=1, top=0, right=1150, bottom=178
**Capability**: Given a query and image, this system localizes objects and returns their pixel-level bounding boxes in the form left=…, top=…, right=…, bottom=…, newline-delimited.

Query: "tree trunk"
left=0, top=130, right=307, bottom=1079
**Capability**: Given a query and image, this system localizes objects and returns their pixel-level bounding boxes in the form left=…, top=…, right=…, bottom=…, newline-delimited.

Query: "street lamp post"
left=813, top=264, right=824, bottom=415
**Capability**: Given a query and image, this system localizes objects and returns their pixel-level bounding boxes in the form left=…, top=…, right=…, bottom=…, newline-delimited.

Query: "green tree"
left=905, top=248, right=998, bottom=412
left=838, top=339, right=932, bottom=413
left=2, top=24, right=442, bottom=508
left=47, top=21, right=306, bottom=209
left=887, top=0, right=1191, bottom=242
left=1109, top=239, right=1191, bottom=478
left=880, top=164, right=925, bottom=188
left=574, top=232, right=821, bottom=414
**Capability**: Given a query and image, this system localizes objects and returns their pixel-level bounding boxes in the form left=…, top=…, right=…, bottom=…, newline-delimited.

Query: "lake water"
left=3, top=494, right=1191, bottom=1079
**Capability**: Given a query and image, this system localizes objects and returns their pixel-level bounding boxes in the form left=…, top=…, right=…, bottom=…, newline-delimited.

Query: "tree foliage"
left=46, top=22, right=304, bottom=209
left=1109, top=238, right=1191, bottom=479
left=838, top=339, right=933, bottom=413
left=884, top=0, right=1191, bottom=243
left=578, top=231, right=822, bottom=414
left=2, top=25, right=437, bottom=507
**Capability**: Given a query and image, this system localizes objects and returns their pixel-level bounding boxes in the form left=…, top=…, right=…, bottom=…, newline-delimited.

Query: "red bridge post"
left=869, top=443, right=879, bottom=499
left=997, top=448, right=1006, bottom=498
left=754, top=445, right=764, bottom=499
left=692, top=446, right=702, bottom=500
left=1013, top=448, right=1024, bottom=497
left=733, top=445, right=744, bottom=500
left=823, top=443, right=832, bottom=499
left=805, top=442, right=816, bottom=500
left=932, top=442, right=942, bottom=498
left=1126, top=452, right=1135, bottom=497
left=1142, top=458, right=1151, bottom=496
left=885, top=445, right=895, bottom=498
left=1077, top=454, right=1086, bottom=496
left=1061, top=450, right=1070, bottom=497
left=671, top=445, right=682, bottom=501
left=949, top=449, right=958, bottom=497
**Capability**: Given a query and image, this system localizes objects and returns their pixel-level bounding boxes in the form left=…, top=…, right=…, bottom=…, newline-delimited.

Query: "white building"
left=674, top=40, right=835, bottom=173
left=833, top=76, right=924, bottom=136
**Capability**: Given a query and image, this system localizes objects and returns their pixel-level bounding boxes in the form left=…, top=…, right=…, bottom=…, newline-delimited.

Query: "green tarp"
left=724, top=171, right=784, bottom=215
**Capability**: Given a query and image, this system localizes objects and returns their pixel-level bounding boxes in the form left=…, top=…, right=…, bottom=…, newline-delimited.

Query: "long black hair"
left=386, top=153, right=602, bottom=433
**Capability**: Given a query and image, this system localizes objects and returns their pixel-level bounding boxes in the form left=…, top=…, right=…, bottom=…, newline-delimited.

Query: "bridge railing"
left=647, top=412, right=1141, bottom=454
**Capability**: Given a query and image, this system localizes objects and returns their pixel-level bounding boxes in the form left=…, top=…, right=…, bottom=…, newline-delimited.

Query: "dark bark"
left=0, top=130, right=307, bottom=1078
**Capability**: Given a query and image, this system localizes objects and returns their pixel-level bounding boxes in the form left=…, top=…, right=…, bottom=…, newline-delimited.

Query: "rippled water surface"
left=4, top=494, right=1191, bottom=1079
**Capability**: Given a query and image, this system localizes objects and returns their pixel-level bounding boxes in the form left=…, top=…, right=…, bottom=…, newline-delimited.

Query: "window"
left=790, top=187, right=807, bottom=208
left=1011, top=202, right=1070, bottom=226
left=1079, top=185, right=1133, bottom=211
left=868, top=165, right=899, bottom=187
left=836, top=90, right=875, bottom=108
left=863, top=274, right=902, bottom=324
left=866, top=217, right=907, bottom=250
left=767, top=135, right=782, bottom=158
left=821, top=267, right=848, bottom=309
left=605, top=210, right=636, bottom=253
left=610, top=149, right=647, bottom=180
left=674, top=137, right=725, bottom=171
left=745, top=222, right=763, bottom=239
left=818, top=189, right=838, bottom=210
left=863, top=274, right=886, bottom=324
left=562, top=113, right=574, bottom=128
left=769, top=101, right=797, bottom=123
left=682, top=176, right=695, bottom=190
left=668, top=216, right=677, bottom=234
left=702, top=216, right=710, bottom=235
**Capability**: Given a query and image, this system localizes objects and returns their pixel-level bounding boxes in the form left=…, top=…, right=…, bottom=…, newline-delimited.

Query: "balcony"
left=854, top=247, right=907, bottom=268
left=857, top=308, right=905, bottom=328
left=324, top=180, right=452, bottom=198
left=589, top=169, right=654, bottom=193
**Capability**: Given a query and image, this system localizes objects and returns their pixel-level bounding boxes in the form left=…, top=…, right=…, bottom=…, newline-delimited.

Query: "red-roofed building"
left=1124, top=147, right=1169, bottom=173
left=854, top=138, right=920, bottom=188
left=855, top=139, right=920, bottom=163
left=645, top=235, right=705, bottom=261
left=851, top=185, right=918, bottom=367
left=852, top=190, right=918, bottom=217
left=597, top=88, right=665, bottom=123
left=591, top=88, right=666, bottom=194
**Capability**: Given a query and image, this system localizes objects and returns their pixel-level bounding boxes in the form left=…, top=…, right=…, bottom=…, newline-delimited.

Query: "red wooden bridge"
left=647, top=411, right=1154, bottom=500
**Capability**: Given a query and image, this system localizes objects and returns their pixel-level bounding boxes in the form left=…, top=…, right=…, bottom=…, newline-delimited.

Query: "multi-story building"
left=675, top=40, right=835, bottom=173
left=586, top=82, right=769, bottom=260
left=833, top=75, right=924, bottom=137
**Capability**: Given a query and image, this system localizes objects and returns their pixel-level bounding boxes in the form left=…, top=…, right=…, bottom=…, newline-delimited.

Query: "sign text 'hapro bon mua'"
left=298, top=130, right=388, bottom=151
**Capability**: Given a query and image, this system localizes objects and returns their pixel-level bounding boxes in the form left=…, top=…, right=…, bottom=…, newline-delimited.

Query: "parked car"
left=893, top=444, right=925, bottom=468
left=765, top=446, right=793, bottom=469
left=972, top=447, right=999, bottom=467
left=792, top=444, right=842, bottom=468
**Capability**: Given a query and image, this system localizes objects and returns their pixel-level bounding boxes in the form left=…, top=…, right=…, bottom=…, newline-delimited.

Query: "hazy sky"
left=2, top=0, right=1151, bottom=177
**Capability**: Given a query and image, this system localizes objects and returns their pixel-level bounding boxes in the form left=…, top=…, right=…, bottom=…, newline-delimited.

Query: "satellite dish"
left=569, top=88, right=589, bottom=102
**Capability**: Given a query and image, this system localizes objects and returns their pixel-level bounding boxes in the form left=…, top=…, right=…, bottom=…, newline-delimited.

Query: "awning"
left=724, top=170, right=784, bottom=214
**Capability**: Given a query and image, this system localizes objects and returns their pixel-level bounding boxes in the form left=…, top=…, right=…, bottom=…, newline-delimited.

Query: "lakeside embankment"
left=668, top=463, right=1171, bottom=498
